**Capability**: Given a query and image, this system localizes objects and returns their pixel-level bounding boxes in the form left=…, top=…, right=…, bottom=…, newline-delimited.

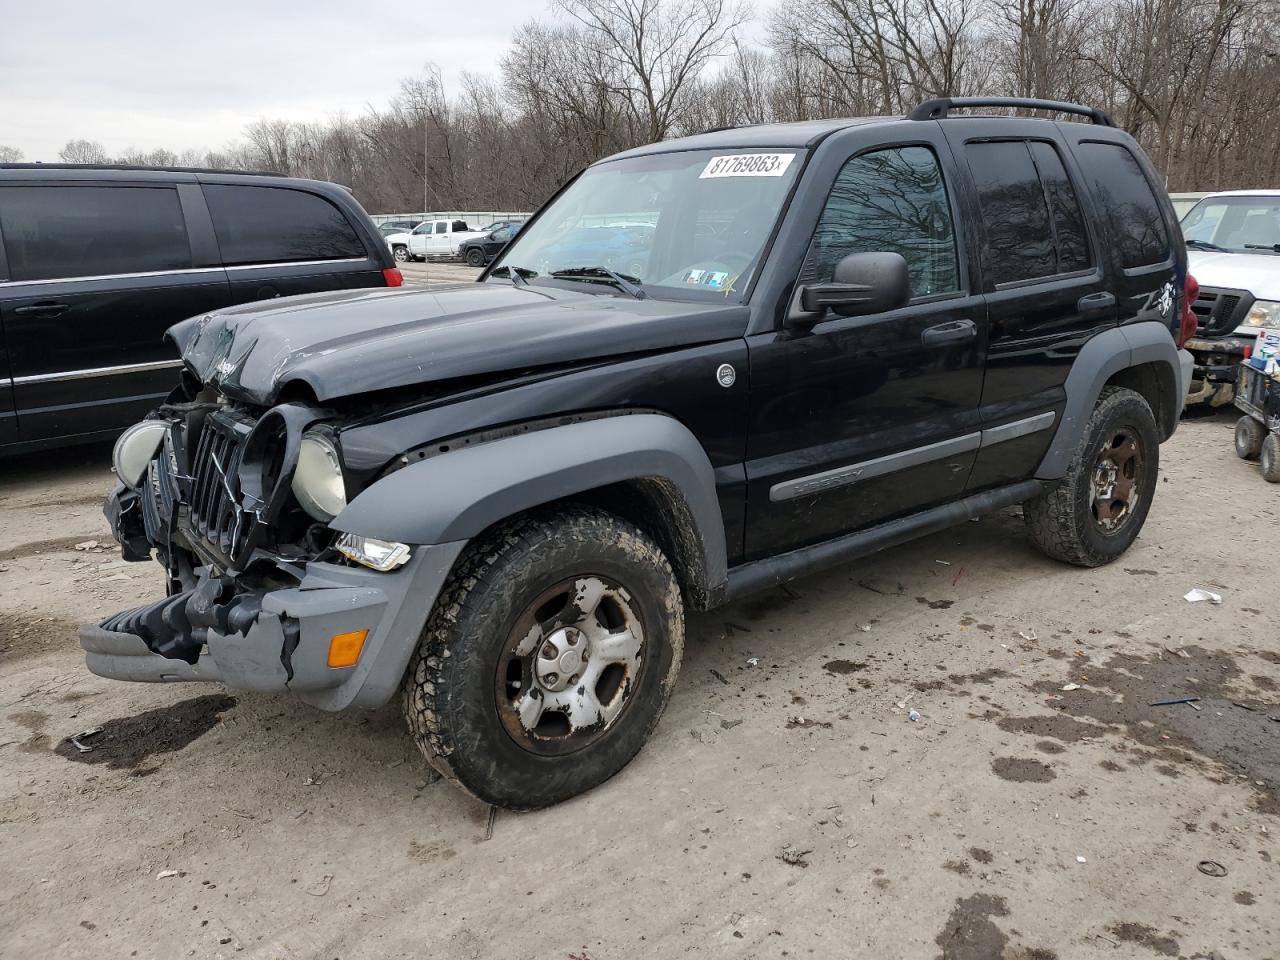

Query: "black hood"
left=169, top=282, right=749, bottom=406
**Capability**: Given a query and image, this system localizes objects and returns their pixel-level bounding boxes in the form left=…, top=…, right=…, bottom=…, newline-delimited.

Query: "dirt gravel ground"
left=1, top=414, right=1277, bottom=960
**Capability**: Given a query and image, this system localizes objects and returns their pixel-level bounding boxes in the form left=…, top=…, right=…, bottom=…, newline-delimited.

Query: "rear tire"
left=1262, top=434, right=1280, bottom=483
left=403, top=506, right=684, bottom=809
left=1023, top=386, right=1160, bottom=567
left=392, top=244, right=409, bottom=263
left=1235, top=416, right=1265, bottom=460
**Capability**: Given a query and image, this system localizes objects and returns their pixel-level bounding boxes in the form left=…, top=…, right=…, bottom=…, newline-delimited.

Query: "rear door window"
left=1027, top=142, right=1091, bottom=273
left=1074, top=142, right=1170, bottom=268
left=966, top=142, right=1057, bottom=285
left=202, top=184, right=365, bottom=265
left=0, top=184, right=191, bottom=282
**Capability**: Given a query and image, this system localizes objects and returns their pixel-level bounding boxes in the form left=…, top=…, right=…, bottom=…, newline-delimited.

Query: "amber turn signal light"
left=327, top=629, right=369, bottom=668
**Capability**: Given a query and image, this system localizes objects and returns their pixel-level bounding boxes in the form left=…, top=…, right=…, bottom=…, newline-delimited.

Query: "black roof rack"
left=0, top=162, right=287, bottom=177
left=909, top=97, right=1115, bottom=127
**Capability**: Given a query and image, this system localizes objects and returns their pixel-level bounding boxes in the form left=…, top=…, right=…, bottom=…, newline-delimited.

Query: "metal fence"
left=369, top=211, right=531, bottom=228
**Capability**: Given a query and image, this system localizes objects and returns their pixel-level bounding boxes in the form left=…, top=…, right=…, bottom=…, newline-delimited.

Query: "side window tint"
left=1075, top=142, right=1170, bottom=268
left=1027, top=141, right=1091, bottom=273
left=203, top=185, right=364, bottom=265
left=434, top=222, right=447, bottom=234
left=967, top=141, right=1055, bottom=285
left=805, top=145, right=960, bottom=299
left=452, top=220, right=468, bottom=232
left=0, top=185, right=190, bottom=282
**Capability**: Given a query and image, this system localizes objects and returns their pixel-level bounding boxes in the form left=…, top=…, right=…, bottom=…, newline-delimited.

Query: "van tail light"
left=382, top=267, right=404, bottom=288
left=1177, top=273, right=1199, bottom=348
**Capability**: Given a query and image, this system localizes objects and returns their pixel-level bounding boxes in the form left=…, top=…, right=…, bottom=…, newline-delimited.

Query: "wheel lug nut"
left=541, top=642, right=556, bottom=658
left=545, top=673, right=558, bottom=685
left=569, top=674, right=579, bottom=685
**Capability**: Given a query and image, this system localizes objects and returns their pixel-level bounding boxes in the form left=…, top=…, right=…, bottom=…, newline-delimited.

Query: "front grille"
left=188, top=411, right=255, bottom=562
left=141, top=433, right=179, bottom=545
left=1192, top=285, right=1253, bottom=338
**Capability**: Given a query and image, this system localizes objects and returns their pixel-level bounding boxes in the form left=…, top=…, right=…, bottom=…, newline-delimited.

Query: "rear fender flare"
left=1036, top=320, right=1182, bottom=479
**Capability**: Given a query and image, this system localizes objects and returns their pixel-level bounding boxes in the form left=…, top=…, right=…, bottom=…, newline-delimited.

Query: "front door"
left=743, top=140, right=986, bottom=560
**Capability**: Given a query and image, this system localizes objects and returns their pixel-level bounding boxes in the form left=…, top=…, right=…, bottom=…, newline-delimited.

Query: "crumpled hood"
left=169, top=282, right=748, bottom=406
left=1188, top=251, right=1280, bottom=301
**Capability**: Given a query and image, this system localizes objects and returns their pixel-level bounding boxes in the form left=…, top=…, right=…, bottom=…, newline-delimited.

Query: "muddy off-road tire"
left=1261, top=433, right=1280, bottom=483
left=1235, top=416, right=1265, bottom=460
left=1023, top=386, right=1160, bottom=567
left=403, top=506, right=684, bottom=809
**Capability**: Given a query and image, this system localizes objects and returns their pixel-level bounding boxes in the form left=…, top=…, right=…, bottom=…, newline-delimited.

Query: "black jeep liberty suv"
left=84, top=98, right=1195, bottom=809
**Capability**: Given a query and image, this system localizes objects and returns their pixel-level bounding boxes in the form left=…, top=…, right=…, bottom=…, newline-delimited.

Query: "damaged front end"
left=83, top=388, right=463, bottom=711
left=1184, top=285, right=1257, bottom=407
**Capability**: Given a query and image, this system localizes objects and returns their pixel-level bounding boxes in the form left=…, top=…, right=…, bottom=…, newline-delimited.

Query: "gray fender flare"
left=1036, top=320, right=1182, bottom=479
left=332, top=413, right=729, bottom=594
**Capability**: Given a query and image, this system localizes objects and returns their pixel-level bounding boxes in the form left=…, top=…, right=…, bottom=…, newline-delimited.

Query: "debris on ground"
left=786, top=716, right=831, bottom=730
left=304, top=874, right=334, bottom=896
left=908, top=710, right=921, bottom=722
left=1197, top=860, right=1227, bottom=877
left=72, top=540, right=99, bottom=551
left=1184, top=588, right=1223, bottom=604
left=1150, top=697, right=1201, bottom=707
left=1061, top=683, right=1081, bottom=691
left=1019, top=629, right=1038, bottom=642
left=1075, top=856, right=1087, bottom=864
left=69, top=727, right=102, bottom=753
left=777, top=845, right=812, bottom=868
left=156, top=869, right=180, bottom=880
left=746, top=657, right=760, bottom=667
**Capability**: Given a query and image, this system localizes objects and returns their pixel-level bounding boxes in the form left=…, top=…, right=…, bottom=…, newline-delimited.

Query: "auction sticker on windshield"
left=700, top=153, right=795, bottom=179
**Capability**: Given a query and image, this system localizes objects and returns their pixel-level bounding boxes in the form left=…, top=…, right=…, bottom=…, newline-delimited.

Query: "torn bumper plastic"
left=80, top=542, right=465, bottom=711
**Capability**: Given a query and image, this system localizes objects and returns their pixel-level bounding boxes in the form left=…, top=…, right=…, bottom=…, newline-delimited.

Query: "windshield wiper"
left=1244, top=243, right=1280, bottom=253
left=548, top=266, right=647, bottom=300
left=1185, top=239, right=1227, bottom=252
left=492, top=264, right=535, bottom=288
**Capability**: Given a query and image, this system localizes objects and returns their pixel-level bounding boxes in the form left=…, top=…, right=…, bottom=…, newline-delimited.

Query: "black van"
left=0, top=165, right=401, bottom=453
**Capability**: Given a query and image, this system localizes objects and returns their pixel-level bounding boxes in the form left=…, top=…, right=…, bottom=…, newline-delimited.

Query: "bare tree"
left=58, top=139, right=109, bottom=164
left=0, top=145, right=22, bottom=163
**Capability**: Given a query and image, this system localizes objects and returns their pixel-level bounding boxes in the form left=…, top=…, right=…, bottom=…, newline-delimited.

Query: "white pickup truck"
left=385, top=219, right=487, bottom=262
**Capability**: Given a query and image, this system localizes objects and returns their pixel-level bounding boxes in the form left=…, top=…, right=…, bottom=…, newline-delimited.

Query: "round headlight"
left=112, top=421, right=168, bottom=489
left=292, top=431, right=347, bottom=521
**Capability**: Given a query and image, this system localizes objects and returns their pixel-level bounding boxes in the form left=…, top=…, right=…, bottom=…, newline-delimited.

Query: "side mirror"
left=795, top=252, right=911, bottom=323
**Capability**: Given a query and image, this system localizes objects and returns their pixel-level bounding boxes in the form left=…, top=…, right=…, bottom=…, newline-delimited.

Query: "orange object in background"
left=327, top=629, right=369, bottom=668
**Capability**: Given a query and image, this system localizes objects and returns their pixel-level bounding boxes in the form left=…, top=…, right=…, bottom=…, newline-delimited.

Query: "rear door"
left=743, top=131, right=987, bottom=560
left=0, top=231, right=16, bottom=445
left=938, top=121, right=1113, bottom=490
left=0, top=180, right=229, bottom=443
left=200, top=181, right=384, bottom=304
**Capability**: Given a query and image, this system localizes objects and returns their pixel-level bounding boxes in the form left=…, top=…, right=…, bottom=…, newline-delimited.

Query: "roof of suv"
left=0, top=164, right=354, bottom=195
left=0, top=162, right=284, bottom=178
left=606, top=117, right=895, bottom=161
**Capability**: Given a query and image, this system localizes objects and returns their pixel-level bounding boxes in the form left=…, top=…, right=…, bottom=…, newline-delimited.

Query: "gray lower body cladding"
left=81, top=543, right=465, bottom=710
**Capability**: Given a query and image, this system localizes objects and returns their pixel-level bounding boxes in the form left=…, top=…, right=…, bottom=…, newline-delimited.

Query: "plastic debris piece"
left=1183, top=588, right=1222, bottom=604
left=1151, top=697, right=1201, bottom=707
left=69, top=727, right=103, bottom=754
left=1076, top=855, right=1087, bottom=863
left=746, top=657, right=760, bottom=667
left=1197, top=860, right=1228, bottom=877
left=156, top=870, right=180, bottom=880
left=1019, top=629, right=1038, bottom=642
left=908, top=710, right=920, bottom=722
left=1061, top=683, right=1081, bottom=692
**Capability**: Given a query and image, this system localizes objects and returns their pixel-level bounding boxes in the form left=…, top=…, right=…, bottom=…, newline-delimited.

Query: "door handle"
left=921, top=318, right=976, bottom=347
left=14, top=301, right=70, bottom=318
left=1077, top=291, right=1116, bottom=316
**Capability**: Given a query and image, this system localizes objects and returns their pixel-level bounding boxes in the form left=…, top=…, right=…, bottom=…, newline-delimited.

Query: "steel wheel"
left=496, top=575, right=646, bottom=757
left=392, top=245, right=409, bottom=263
left=1089, top=427, right=1144, bottom=533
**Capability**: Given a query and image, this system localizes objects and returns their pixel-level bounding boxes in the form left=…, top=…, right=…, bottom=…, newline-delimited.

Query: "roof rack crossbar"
left=909, top=97, right=1115, bottom=127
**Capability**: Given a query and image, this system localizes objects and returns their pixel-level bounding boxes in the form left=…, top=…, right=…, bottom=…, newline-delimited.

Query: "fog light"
left=334, top=533, right=412, bottom=571
left=327, top=629, right=368, bottom=668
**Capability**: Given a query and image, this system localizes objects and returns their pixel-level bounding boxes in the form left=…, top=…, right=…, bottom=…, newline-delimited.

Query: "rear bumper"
left=81, top=543, right=465, bottom=710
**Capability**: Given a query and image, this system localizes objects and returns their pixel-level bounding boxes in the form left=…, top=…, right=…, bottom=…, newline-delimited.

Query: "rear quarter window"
left=203, top=184, right=365, bottom=265
left=1075, top=142, right=1170, bottom=269
left=0, top=184, right=191, bottom=282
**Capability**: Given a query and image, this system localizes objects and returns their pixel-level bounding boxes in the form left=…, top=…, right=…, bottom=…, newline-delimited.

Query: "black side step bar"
left=909, top=97, right=1116, bottom=127
left=723, top=480, right=1043, bottom=602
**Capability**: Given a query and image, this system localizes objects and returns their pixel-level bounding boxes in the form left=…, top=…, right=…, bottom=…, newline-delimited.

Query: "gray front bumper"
left=80, top=542, right=465, bottom=710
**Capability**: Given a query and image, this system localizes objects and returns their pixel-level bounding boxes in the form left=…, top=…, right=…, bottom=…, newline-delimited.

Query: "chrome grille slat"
left=186, top=411, right=255, bottom=565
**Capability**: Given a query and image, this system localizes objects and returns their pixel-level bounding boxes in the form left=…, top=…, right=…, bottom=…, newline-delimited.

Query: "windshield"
left=1182, top=196, right=1280, bottom=254
left=490, top=148, right=805, bottom=301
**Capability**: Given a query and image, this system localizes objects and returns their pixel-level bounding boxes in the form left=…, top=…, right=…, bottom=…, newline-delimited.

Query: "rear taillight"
left=382, top=267, right=404, bottom=288
left=1177, top=273, right=1199, bottom=348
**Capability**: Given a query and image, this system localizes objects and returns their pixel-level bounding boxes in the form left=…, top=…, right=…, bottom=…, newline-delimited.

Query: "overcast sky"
left=0, top=0, right=774, bottom=163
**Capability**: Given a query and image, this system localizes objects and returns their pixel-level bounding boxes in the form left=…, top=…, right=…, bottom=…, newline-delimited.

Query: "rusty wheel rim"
left=494, top=575, right=646, bottom=757
left=1089, top=427, right=1144, bottom=534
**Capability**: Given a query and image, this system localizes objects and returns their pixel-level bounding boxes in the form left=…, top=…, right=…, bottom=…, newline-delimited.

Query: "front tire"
left=1023, top=386, right=1160, bottom=567
left=403, top=507, right=685, bottom=809
left=1236, top=416, right=1265, bottom=460
left=465, top=247, right=486, bottom=268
